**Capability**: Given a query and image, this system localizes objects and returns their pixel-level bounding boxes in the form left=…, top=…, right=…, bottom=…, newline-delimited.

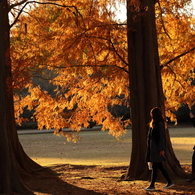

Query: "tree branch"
left=162, top=46, right=195, bottom=67
left=10, top=0, right=28, bottom=10
left=157, top=0, right=171, bottom=39
left=160, top=46, right=195, bottom=89
left=10, top=1, right=83, bottom=28
left=33, top=63, right=129, bottom=74
left=109, top=38, right=129, bottom=70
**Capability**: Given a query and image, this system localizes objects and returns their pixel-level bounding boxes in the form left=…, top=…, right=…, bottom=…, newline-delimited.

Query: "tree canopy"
left=156, top=0, right=195, bottom=121
left=11, top=0, right=195, bottom=138
left=11, top=0, right=129, bottom=140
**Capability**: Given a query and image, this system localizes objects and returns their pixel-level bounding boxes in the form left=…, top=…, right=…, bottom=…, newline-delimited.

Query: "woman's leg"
left=149, top=163, right=158, bottom=187
left=157, top=162, right=172, bottom=184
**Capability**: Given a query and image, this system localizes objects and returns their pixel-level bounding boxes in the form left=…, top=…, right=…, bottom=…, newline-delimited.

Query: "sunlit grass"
left=169, top=127, right=195, bottom=164
left=19, top=126, right=195, bottom=166
left=30, top=157, right=129, bottom=166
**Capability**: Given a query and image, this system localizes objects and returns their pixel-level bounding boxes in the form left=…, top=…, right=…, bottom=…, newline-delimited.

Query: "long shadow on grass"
left=22, top=165, right=104, bottom=195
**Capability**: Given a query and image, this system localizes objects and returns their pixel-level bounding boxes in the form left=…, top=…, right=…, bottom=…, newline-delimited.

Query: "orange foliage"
left=10, top=0, right=195, bottom=140
left=11, top=0, right=129, bottom=140
left=156, top=0, right=195, bottom=121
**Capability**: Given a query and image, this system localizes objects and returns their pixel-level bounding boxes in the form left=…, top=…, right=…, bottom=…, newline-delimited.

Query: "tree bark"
left=0, top=0, right=42, bottom=193
left=7, top=65, right=42, bottom=174
left=0, top=0, right=27, bottom=193
left=124, top=0, right=188, bottom=180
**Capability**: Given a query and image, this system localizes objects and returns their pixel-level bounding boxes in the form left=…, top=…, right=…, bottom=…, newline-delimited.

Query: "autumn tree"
left=0, top=0, right=30, bottom=193
left=157, top=0, right=195, bottom=116
left=0, top=0, right=46, bottom=193
left=9, top=0, right=195, bottom=181
left=12, top=0, right=130, bottom=140
left=122, top=0, right=194, bottom=179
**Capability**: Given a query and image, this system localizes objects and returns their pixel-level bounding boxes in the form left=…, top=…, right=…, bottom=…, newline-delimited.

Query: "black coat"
left=146, top=121, right=166, bottom=163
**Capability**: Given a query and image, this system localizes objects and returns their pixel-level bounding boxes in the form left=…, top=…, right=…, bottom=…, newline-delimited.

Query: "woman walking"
left=144, top=107, right=174, bottom=191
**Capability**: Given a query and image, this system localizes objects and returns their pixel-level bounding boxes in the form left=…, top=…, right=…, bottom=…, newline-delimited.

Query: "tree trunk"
left=124, top=0, right=188, bottom=180
left=0, top=0, right=42, bottom=193
left=7, top=63, right=42, bottom=174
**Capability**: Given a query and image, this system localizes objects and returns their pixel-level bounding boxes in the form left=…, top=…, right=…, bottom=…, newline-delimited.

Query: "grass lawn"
left=18, top=126, right=195, bottom=195
left=18, top=126, right=195, bottom=166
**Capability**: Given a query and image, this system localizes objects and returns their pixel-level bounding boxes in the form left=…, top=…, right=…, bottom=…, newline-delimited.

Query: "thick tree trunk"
left=0, top=0, right=42, bottom=193
left=124, top=0, right=188, bottom=180
left=0, top=1, right=28, bottom=193
left=7, top=68, right=42, bottom=174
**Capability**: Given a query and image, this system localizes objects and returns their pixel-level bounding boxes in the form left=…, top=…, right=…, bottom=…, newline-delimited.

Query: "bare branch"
left=10, top=0, right=28, bottom=10
left=10, top=1, right=83, bottom=28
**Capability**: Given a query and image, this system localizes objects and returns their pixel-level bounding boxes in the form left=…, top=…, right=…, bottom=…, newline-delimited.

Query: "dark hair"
left=149, top=107, right=165, bottom=142
left=149, top=107, right=165, bottom=128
